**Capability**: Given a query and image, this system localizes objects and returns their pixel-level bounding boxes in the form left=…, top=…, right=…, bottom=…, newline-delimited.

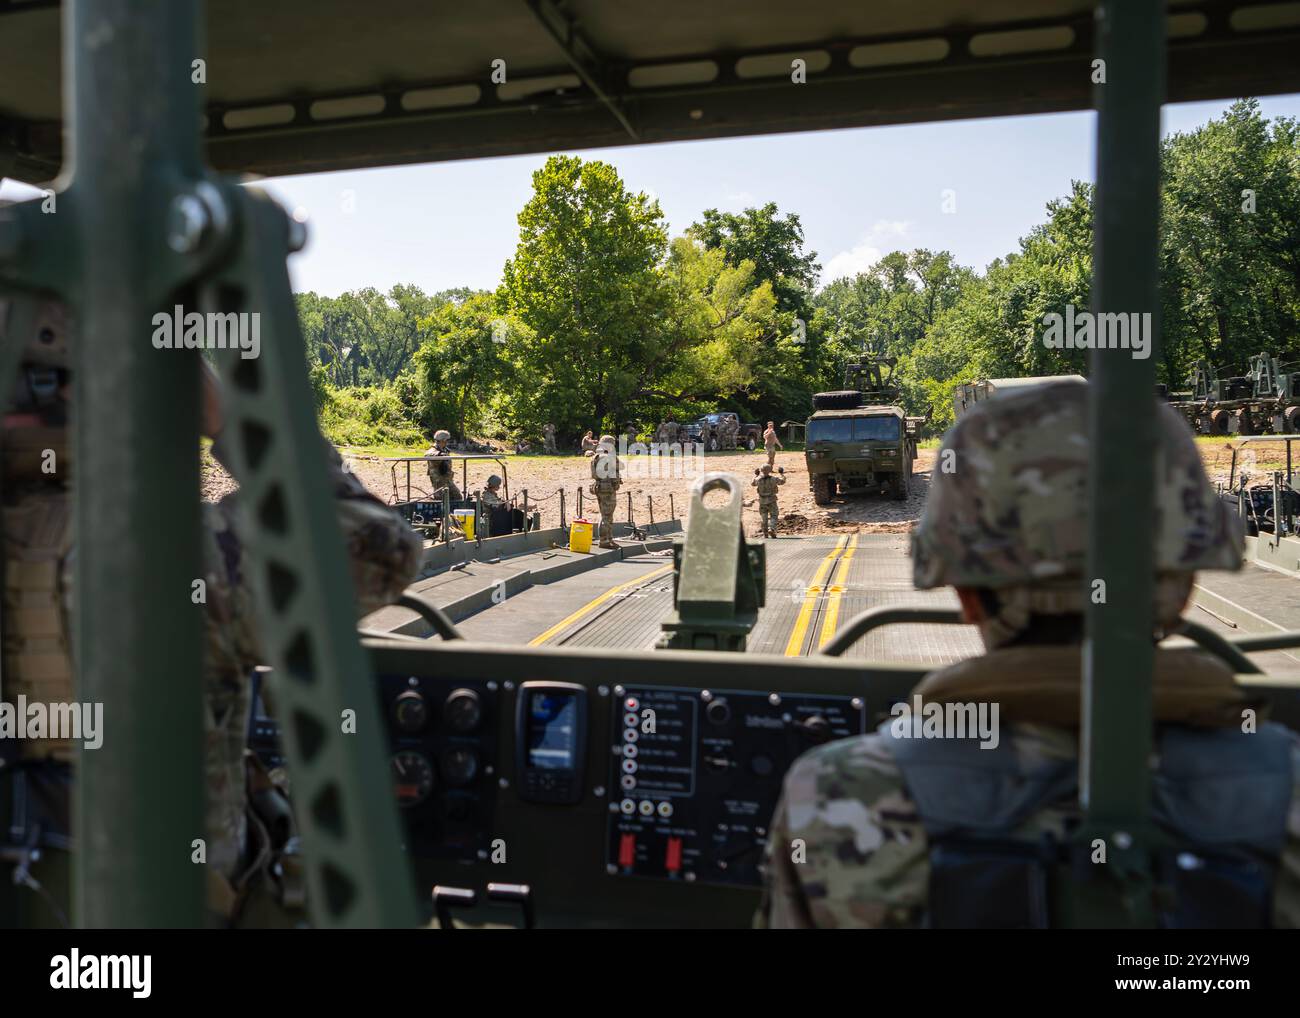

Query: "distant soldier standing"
left=752, top=463, right=785, bottom=538
left=425, top=428, right=461, bottom=501
left=590, top=434, right=622, bottom=549
left=542, top=423, right=557, bottom=455
left=764, top=420, right=782, bottom=467
left=581, top=430, right=598, bottom=456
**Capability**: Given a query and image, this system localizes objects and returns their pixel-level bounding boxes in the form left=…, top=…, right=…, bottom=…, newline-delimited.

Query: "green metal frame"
left=0, top=0, right=413, bottom=928
left=1078, top=0, right=1164, bottom=927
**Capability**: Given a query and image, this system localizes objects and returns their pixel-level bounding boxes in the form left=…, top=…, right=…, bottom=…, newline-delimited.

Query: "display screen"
left=527, top=693, right=577, bottom=770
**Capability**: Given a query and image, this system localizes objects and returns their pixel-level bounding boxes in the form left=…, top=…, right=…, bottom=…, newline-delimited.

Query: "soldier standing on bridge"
left=764, top=420, right=782, bottom=467
left=590, top=434, right=622, bottom=549
left=752, top=463, right=785, bottom=538
left=425, top=429, right=461, bottom=501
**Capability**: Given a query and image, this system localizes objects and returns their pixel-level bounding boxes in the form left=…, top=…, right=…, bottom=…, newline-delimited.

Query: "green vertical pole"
left=1080, top=0, right=1164, bottom=924
left=65, top=0, right=207, bottom=926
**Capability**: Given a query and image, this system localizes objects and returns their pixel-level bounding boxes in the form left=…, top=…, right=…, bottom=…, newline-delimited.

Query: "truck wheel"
left=1285, top=406, right=1300, bottom=435
left=812, top=475, right=833, bottom=505
left=893, top=472, right=909, bottom=501
left=1210, top=409, right=1231, bottom=436
left=747, top=434, right=757, bottom=451
left=812, top=390, right=863, bottom=411
left=1235, top=409, right=1255, bottom=435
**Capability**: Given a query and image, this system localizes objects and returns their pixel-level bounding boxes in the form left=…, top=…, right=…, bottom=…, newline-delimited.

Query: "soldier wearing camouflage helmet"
left=589, top=434, right=622, bottom=549
left=751, top=462, right=785, bottom=538
left=425, top=428, right=461, bottom=501
left=0, top=299, right=423, bottom=927
left=758, top=381, right=1300, bottom=929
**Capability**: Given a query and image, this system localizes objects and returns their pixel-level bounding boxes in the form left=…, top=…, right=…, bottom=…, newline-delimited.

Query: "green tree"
left=415, top=291, right=521, bottom=439
left=499, top=155, right=671, bottom=434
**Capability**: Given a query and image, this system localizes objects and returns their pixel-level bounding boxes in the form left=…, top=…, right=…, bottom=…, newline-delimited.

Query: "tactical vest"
left=2, top=487, right=75, bottom=761
left=591, top=452, right=620, bottom=492
left=886, top=721, right=1294, bottom=928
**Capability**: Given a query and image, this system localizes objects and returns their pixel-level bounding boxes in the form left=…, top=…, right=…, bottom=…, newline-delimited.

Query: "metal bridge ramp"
left=451, top=533, right=983, bottom=663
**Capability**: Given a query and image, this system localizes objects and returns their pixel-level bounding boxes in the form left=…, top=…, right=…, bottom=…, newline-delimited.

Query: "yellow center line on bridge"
left=528, top=563, right=675, bottom=647
left=783, top=535, right=850, bottom=657
left=816, top=533, right=860, bottom=650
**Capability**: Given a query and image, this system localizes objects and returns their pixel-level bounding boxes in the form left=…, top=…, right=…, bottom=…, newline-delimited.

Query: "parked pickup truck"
left=681, top=412, right=763, bottom=451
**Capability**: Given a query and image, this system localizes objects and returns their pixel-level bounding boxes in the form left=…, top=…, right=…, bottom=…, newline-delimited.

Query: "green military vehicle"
left=805, top=404, right=918, bottom=503
left=806, top=355, right=927, bottom=503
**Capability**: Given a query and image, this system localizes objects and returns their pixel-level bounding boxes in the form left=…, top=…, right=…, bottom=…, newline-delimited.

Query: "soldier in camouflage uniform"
left=542, top=423, right=557, bottom=455
left=1, top=300, right=423, bottom=927
left=479, top=474, right=505, bottom=507
left=758, top=381, right=1300, bottom=928
left=718, top=415, right=739, bottom=450
left=590, top=434, right=621, bottom=549
left=752, top=463, right=785, bottom=538
left=424, top=428, right=461, bottom=501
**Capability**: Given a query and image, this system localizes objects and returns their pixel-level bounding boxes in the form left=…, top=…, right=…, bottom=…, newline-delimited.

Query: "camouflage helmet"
left=599, top=434, right=616, bottom=448
left=433, top=429, right=450, bottom=442
left=912, top=381, right=1241, bottom=591
left=486, top=474, right=502, bottom=488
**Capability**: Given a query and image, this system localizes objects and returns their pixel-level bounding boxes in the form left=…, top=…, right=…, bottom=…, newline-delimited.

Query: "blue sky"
left=5, top=95, right=1298, bottom=297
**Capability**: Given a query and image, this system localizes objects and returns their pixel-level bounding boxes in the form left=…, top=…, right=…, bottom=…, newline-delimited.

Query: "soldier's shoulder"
left=784, top=731, right=907, bottom=820
left=780, top=732, right=927, bottom=927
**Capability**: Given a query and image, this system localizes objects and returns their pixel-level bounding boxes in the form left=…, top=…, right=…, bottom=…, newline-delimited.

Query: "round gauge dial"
left=441, top=747, right=479, bottom=787
left=443, top=688, right=482, bottom=733
left=393, top=691, right=428, bottom=733
left=391, top=750, right=435, bottom=808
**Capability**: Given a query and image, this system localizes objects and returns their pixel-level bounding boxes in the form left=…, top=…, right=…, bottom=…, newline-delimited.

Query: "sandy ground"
left=200, top=439, right=1265, bottom=538
left=204, top=444, right=933, bottom=536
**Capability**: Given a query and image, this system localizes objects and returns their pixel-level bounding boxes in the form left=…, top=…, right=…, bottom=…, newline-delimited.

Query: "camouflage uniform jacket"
left=202, top=441, right=423, bottom=879
left=590, top=450, right=621, bottom=492
left=756, top=644, right=1300, bottom=929
left=753, top=473, right=784, bottom=505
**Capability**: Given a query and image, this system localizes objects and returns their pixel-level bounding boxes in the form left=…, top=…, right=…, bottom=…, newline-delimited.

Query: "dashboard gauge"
left=391, top=750, right=435, bottom=807
left=393, top=691, right=428, bottom=733
left=443, top=688, right=483, bottom=733
left=441, top=747, right=479, bottom=787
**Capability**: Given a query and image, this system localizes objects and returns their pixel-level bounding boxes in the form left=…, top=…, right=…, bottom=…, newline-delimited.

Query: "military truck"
left=806, top=354, right=930, bottom=502
left=1166, top=354, right=1300, bottom=435
left=954, top=374, right=1086, bottom=419
left=805, top=404, right=919, bottom=503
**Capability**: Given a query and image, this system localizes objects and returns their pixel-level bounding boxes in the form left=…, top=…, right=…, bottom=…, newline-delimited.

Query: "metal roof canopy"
left=3, top=1, right=1300, bottom=181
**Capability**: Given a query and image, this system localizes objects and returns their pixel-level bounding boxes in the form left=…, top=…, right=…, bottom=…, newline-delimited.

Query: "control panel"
left=378, top=674, right=499, bottom=861
left=605, top=684, right=866, bottom=886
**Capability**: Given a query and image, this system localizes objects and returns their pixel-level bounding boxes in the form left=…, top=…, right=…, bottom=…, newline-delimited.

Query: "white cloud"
left=820, top=219, right=913, bottom=284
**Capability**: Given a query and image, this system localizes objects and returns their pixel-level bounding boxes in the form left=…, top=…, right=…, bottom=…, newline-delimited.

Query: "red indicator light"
left=665, top=836, right=683, bottom=872
left=619, top=833, right=636, bottom=868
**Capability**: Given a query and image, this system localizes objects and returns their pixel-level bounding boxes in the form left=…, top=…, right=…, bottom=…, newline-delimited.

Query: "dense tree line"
left=297, top=99, right=1299, bottom=444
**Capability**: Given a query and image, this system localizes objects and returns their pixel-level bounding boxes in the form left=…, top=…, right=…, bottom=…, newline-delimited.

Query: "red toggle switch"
left=618, top=833, right=636, bottom=868
left=665, top=836, right=683, bottom=873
